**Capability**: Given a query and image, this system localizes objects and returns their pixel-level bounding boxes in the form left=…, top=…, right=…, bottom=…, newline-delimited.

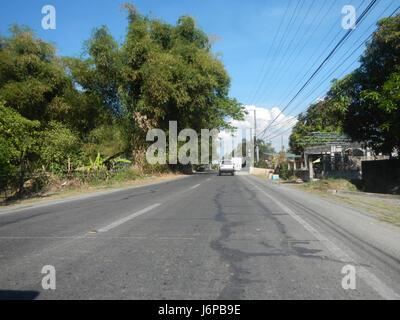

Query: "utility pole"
left=254, top=110, right=259, bottom=166
left=231, top=128, right=235, bottom=158
left=249, top=128, right=252, bottom=166
left=219, top=137, right=223, bottom=161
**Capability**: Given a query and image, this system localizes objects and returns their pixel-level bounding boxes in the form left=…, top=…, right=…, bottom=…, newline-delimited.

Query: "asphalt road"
left=0, top=171, right=400, bottom=300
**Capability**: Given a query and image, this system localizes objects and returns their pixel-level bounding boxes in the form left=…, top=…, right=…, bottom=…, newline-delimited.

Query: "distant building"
left=298, top=132, right=389, bottom=181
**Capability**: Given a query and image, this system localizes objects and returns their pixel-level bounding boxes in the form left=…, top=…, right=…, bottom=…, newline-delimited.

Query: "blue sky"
left=0, top=0, right=398, bottom=150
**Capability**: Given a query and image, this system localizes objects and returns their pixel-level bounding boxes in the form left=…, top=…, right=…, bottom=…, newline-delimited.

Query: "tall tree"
left=118, top=6, right=245, bottom=138
left=289, top=13, right=400, bottom=156
left=0, top=25, right=71, bottom=123
left=333, top=14, right=400, bottom=155
left=289, top=97, right=342, bottom=155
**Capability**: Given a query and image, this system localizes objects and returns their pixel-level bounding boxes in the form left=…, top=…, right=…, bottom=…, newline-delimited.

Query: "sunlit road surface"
left=0, top=171, right=400, bottom=300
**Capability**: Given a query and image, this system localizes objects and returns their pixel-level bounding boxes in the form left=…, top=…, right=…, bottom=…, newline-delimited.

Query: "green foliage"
left=84, top=124, right=128, bottom=159
left=278, top=162, right=294, bottom=181
left=77, top=153, right=108, bottom=171
left=257, top=139, right=275, bottom=155
left=64, top=9, right=246, bottom=163
left=337, top=14, right=400, bottom=154
left=289, top=14, right=400, bottom=156
left=0, top=25, right=72, bottom=123
left=64, top=26, right=121, bottom=120
left=300, top=178, right=358, bottom=193
left=118, top=10, right=245, bottom=139
left=141, top=162, right=172, bottom=175
left=271, top=151, right=289, bottom=169
left=289, top=98, right=343, bottom=155
left=39, top=121, right=82, bottom=171
left=0, top=7, right=246, bottom=197
left=257, top=159, right=269, bottom=169
left=109, top=167, right=140, bottom=183
left=0, top=98, right=39, bottom=173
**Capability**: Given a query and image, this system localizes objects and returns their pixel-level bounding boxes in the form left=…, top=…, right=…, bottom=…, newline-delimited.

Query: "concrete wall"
left=294, top=169, right=361, bottom=182
left=250, top=167, right=274, bottom=177
left=321, top=170, right=361, bottom=180
left=362, top=159, right=400, bottom=194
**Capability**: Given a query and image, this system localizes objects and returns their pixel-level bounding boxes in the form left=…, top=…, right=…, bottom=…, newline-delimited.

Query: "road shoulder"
left=0, top=174, right=189, bottom=215
left=250, top=174, right=400, bottom=229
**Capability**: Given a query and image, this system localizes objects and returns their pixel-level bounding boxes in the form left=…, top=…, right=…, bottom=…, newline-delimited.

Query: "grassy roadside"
left=250, top=174, right=400, bottom=228
left=332, top=195, right=400, bottom=227
left=291, top=178, right=400, bottom=228
left=0, top=170, right=186, bottom=209
left=296, top=178, right=358, bottom=193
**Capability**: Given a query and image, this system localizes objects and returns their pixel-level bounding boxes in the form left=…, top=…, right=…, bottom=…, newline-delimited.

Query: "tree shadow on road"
left=0, top=290, right=39, bottom=300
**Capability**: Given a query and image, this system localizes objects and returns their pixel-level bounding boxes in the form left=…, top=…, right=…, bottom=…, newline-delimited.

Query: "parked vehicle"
left=218, top=160, right=235, bottom=176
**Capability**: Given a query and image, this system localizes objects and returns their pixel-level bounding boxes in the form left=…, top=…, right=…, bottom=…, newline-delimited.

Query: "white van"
left=231, top=157, right=242, bottom=171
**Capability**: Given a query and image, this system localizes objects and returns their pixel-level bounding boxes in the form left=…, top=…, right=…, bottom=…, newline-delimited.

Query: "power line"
left=253, top=0, right=366, bottom=113
left=271, top=0, right=368, bottom=111
left=263, top=4, right=400, bottom=144
left=261, top=0, right=352, bottom=107
left=262, top=0, right=399, bottom=140
left=257, top=0, right=381, bottom=139
left=260, top=0, right=379, bottom=138
left=255, top=0, right=340, bottom=131
left=253, top=0, right=316, bottom=104
left=249, top=0, right=305, bottom=105
left=264, top=57, right=370, bottom=141
left=264, top=1, right=395, bottom=138
left=247, top=0, right=292, bottom=105
left=253, top=0, right=324, bottom=106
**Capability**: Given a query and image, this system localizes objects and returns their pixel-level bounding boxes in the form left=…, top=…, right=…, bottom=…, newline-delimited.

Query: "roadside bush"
left=256, top=159, right=270, bottom=169
left=39, top=121, right=82, bottom=172
left=0, top=101, right=40, bottom=173
left=84, top=124, right=128, bottom=160
left=278, top=162, right=294, bottom=180
left=301, top=178, right=358, bottom=193
left=142, top=162, right=172, bottom=175
left=110, top=168, right=140, bottom=183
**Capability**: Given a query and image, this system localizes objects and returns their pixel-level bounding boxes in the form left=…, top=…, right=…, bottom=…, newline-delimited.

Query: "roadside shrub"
left=142, top=162, right=172, bottom=175
left=257, top=159, right=270, bottom=169
left=110, top=168, right=140, bottom=182
left=301, top=178, right=358, bottom=192
left=39, top=121, right=82, bottom=172
left=278, top=162, right=294, bottom=180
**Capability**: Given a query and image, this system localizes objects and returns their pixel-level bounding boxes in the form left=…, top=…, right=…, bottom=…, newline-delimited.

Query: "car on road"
left=231, top=157, right=243, bottom=171
left=218, top=160, right=235, bottom=176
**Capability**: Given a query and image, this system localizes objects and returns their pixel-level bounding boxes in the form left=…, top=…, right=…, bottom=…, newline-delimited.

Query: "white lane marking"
left=97, top=203, right=161, bottom=232
left=0, top=235, right=196, bottom=240
left=243, top=176, right=400, bottom=300
left=0, top=176, right=190, bottom=216
left=206, top=178, right=212, bottom=182
left=190, top=184, right=201, bottom=190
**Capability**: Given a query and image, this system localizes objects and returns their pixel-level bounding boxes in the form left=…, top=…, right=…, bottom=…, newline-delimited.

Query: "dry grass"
left=292, top=179, right=400, bottom=227
left=334, top=196, right=400, bottom=227
left=298, top=178, right=358, bottom=193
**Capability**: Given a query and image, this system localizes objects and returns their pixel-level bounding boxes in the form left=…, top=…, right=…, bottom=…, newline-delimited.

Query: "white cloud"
left=219, top=105, right=298, bottom=153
